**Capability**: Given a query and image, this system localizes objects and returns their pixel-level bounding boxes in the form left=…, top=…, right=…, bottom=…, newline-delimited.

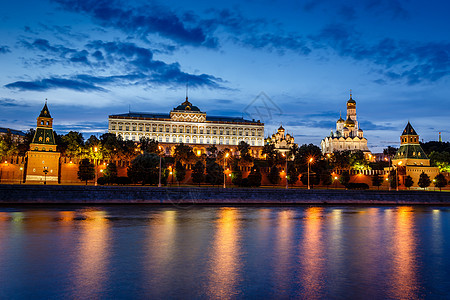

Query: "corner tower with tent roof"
left=25, top=101, right=60, bottom=184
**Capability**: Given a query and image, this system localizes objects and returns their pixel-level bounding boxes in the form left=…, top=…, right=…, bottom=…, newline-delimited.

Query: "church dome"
left=345, top=116, right=355, bottom=127
left=337, top=116, right=345, bottom=123
left=174, top=98, right=201, bottom=112
left=278, top=125, right=285, bottom=131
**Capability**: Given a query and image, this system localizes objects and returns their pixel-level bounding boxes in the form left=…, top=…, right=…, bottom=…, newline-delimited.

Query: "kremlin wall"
left=0, top=94, right=448, bottom=190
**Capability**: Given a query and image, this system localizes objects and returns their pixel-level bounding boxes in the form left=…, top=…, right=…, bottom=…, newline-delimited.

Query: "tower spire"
left=349, top=89, right=352, bottom=98
left=186, top=82, right=189, bottom=101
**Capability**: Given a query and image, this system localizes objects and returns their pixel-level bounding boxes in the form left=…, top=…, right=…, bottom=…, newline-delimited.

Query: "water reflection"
left=274, top=209, right=294, bottom=295
left=73, top=210, right=110, bottom=298
left=389, top=206, right=418, bottom=299
left=207, top=207, right=241, bottom=299
left=301, top=207, right=324, bottom=298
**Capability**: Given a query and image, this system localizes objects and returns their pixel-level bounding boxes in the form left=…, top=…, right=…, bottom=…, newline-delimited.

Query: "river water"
left=0, top=205, right=449, bottom=299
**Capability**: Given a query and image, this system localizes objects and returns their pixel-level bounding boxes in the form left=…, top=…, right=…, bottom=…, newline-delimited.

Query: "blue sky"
left=1, top=0, right=449, bottom=152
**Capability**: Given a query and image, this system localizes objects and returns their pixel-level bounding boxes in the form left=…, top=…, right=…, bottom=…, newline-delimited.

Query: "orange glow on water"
left=301, top=207, right=324, bottom=298
left=207, top=207, right=241, bottom=299
left=73, top=210, right=110, bottom=298
left=389, top=206, right=418, bottom=299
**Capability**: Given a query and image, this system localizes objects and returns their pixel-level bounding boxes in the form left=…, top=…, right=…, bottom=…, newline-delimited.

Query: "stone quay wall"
left=0, top=185, right=449, bottom=205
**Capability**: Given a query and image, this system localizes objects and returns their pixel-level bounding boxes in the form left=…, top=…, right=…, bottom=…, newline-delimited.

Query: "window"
left=193, top=137, right=197, bottom=143
left=226, top=130, right=230, bottom=135
left=158, top=136, right=162, bottom=142
left=200, top=129, right=203, bottom=134
left=173, top=137, right=176, bottom=142
left=200, top=138, right=203, bottom=143
left=173, top=127, right=176, bottom=133
left=119, top=125, right=123, bottom=130
left=159, top=127, right=163, bottom=132
left=139, top=126, right=143, bottom=131
left=132, top=126, right=136, bottom=131
left=220, top=130, right=223, bottom=135
left=179, top=137, right=183, bottom=143
left=179, top=128, right=183, bottom=133
left=126, top=126, right=129, bottom=131
left=153, top=127, right=156, bottom=132
left=166, top=137, right=169, bottom=142
left=193, top=128, right=197, bottom=134
left=207, top=129, right=210, bottom=134
left=213, top=139, right=216, bottom=144
left=166, top=127, right=169, bottom=133
left=186, top=128, right=190, bottom=133
left=112, top=125, right=116, bottom=130
left=146, top=127, right=149, bottom=132
left=186, top=137, right=190, bottom=143
left=213, top=129, right=217, bottom=134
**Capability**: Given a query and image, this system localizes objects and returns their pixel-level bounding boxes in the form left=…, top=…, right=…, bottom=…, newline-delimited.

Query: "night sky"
left=1, top=0, right=449, bottom=152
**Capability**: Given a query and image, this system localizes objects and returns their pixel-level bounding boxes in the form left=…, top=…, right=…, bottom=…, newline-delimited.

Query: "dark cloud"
left=52, top=0, right=212, bottom=47
left=53, top=121, right=108, bottom=134
left=0, top=45, right=11, bottom=54
left=310, top=23, right=450, bottom=84
left=5, top=77, right=107, bottom=92
left=0, top=98, right=26, bottom=107
left=14, top=39, right=225, bottom=90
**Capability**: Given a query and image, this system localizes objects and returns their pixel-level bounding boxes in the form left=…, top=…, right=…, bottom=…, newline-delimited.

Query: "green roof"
left=32, top=128, right=55, bottom=145
left=394, top=144, right=428, bottom=160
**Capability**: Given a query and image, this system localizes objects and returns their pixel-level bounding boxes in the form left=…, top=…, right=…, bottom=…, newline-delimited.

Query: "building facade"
left=392, top=122, right=439, bottom=187
left=25, top=102, right=60, bottom=183
left=109, top=97, right=265, bottom=155
left=321, top=93, right=370, bottom=155
left=0, top=127, right=25, bottom=143
left=266, top=125, right=295, bottom=154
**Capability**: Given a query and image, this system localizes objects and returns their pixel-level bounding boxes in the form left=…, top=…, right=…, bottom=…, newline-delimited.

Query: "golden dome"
left=345, top=116, right=355, bottom=127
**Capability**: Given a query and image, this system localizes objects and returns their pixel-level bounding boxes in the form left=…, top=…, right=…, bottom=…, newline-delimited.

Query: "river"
left=1, top=205, right=449, bottom=299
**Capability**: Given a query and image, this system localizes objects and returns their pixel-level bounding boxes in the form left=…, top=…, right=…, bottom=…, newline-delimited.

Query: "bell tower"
left=25, top=101, right=60, bottom=184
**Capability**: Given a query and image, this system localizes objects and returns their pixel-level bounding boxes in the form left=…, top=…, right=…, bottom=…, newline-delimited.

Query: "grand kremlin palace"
left=108, top=97, right=265, bottom=156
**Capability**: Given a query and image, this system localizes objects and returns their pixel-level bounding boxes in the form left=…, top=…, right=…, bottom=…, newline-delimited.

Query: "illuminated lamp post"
left=158, top=146, right=163, bottom=188
left=19, top=166, right=23, bottom=184
left=43, top=167, right=48, bottom=185
left=396, top=161, right=402, bottom=191
left=223, top=152, right=229, bottom=188
left=94, top=146, right=98, bottom=186
left=282, top=153, right=288, bottom=189
left=385, top=156, right=392, bottom=191
left=307, top=157, right=314, bottom=190
left=334, top=176, right=338, bottom=189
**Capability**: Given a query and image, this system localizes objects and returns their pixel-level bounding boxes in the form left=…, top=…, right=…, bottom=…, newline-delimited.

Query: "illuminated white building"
left=265, top=125, right=295, bottom=154
left=320, top=93, right=370, bottom=155
left=108, top=97, right=265, bottom=154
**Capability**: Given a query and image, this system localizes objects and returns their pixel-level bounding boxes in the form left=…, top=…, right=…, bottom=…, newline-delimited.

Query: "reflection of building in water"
left=108, top=96, right=265, bottom=156
left=392, top=122, right=439, bottom=187
left=321, top=92, right=370, bottom=157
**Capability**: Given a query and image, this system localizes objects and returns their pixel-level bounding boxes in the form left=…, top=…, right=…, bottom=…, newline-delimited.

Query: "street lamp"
left=94, top=146, right=98, bottom=186
left=43, top=167, right=48, bottom=185
left=282, top=153, right=288, bottom=189
left=308, top=157, right=314, bottom=190
left=158, top=146, right=163, bottom=187
left=396, top=161, right=402, bottom=191
left=19, top=166, right=23, bottom=184
left=334, top=176, right=338, bottom=189
left=223, top=152, right=229, bottom=188
left=384, top=157, right=392, bottom=191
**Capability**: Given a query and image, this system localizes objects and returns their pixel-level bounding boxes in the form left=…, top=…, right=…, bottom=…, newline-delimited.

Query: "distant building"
left=320, top=92, right=370, bottom=156
left=392, top=122, right=439, bottom=187
left=0, top=127, right=25, bottom=143
left=26, top=102, right=60, bottom=183
left=265, top=125, right=295, bottom=154
left=108, top=97, right=265, bottom=156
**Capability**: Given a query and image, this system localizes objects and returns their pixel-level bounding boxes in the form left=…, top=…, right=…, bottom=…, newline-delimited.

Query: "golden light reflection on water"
left=73, top=210, right=110, bottom=298
left=301, top=207, right=324, bottom=298
left=389, top=206, right=418, bottom=299
left=207, top=207, right=241, bottom=299
left=274, top=210, right=294, bottom=293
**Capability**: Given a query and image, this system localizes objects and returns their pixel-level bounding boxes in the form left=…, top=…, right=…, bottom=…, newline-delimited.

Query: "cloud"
left=0, top=45, right=11, bottom=54
left=52, top=0, right=213, bottom=47
left=5, top=77, right=107, bottom=92
left=0, top=98, right=26, bottom=107
left=310, top=23, right=450, bottom=84
left=13, top=39, right=226, bottom=90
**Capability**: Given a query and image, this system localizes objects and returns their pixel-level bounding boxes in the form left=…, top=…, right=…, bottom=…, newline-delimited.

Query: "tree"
left=300, top=172, right=320, bottom=188
left=205, top=160, right=223, bottom=186
left=429, top=151, right=450, bottom=173
left=191, top=160, right=205, bottom=186
left=17, top=128, right=35, bottom=156
left=231, top=169, right=243, bottom=186
left=371, top=174, right=383, bottom=190
left=247, top=167, right=262, bottom=187
left=268, top=166, right=281, bottom=186
left=339, top=171, right=351, bottom=187
left=127, top=153, right=162, bottom=185
left=389, top=172, right=398, bottom=189
left=174, top=143, right=195, bottom=164
left=175, top=161, right=186, bottom=185
left=61, top=131, right=84, bottom=158
left=262, top=143, right=278, bottom=165
left=206, top=144, right=218, bottom=157
left=0, top=131, right=18, bottom=160
left=418, top=172, right=431, bottom=190
left=404, top=175, right=414, bottom=189
left=103, top=162, right=118, bottom=184
left=140, top=137, right=160, bottom=154
left=383, top=146, right=398, bottom=158
left=434, top=173, right=448, bottom=191
left=321, top=170, right=332, bottom=188
left=77, top=158, right=95, bottom=185
left=349, top=150, right=370, bottom=170
left=294, top=144, right=322, bottom=171
left=99, top=133, right=121, bottom=160
left=330, top=150, right=351, bottom=170
left=287, top=166, right=300, bottom=185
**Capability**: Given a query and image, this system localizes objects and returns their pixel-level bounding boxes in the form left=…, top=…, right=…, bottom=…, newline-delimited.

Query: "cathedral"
left=320, top=92, right=370, bottom=155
